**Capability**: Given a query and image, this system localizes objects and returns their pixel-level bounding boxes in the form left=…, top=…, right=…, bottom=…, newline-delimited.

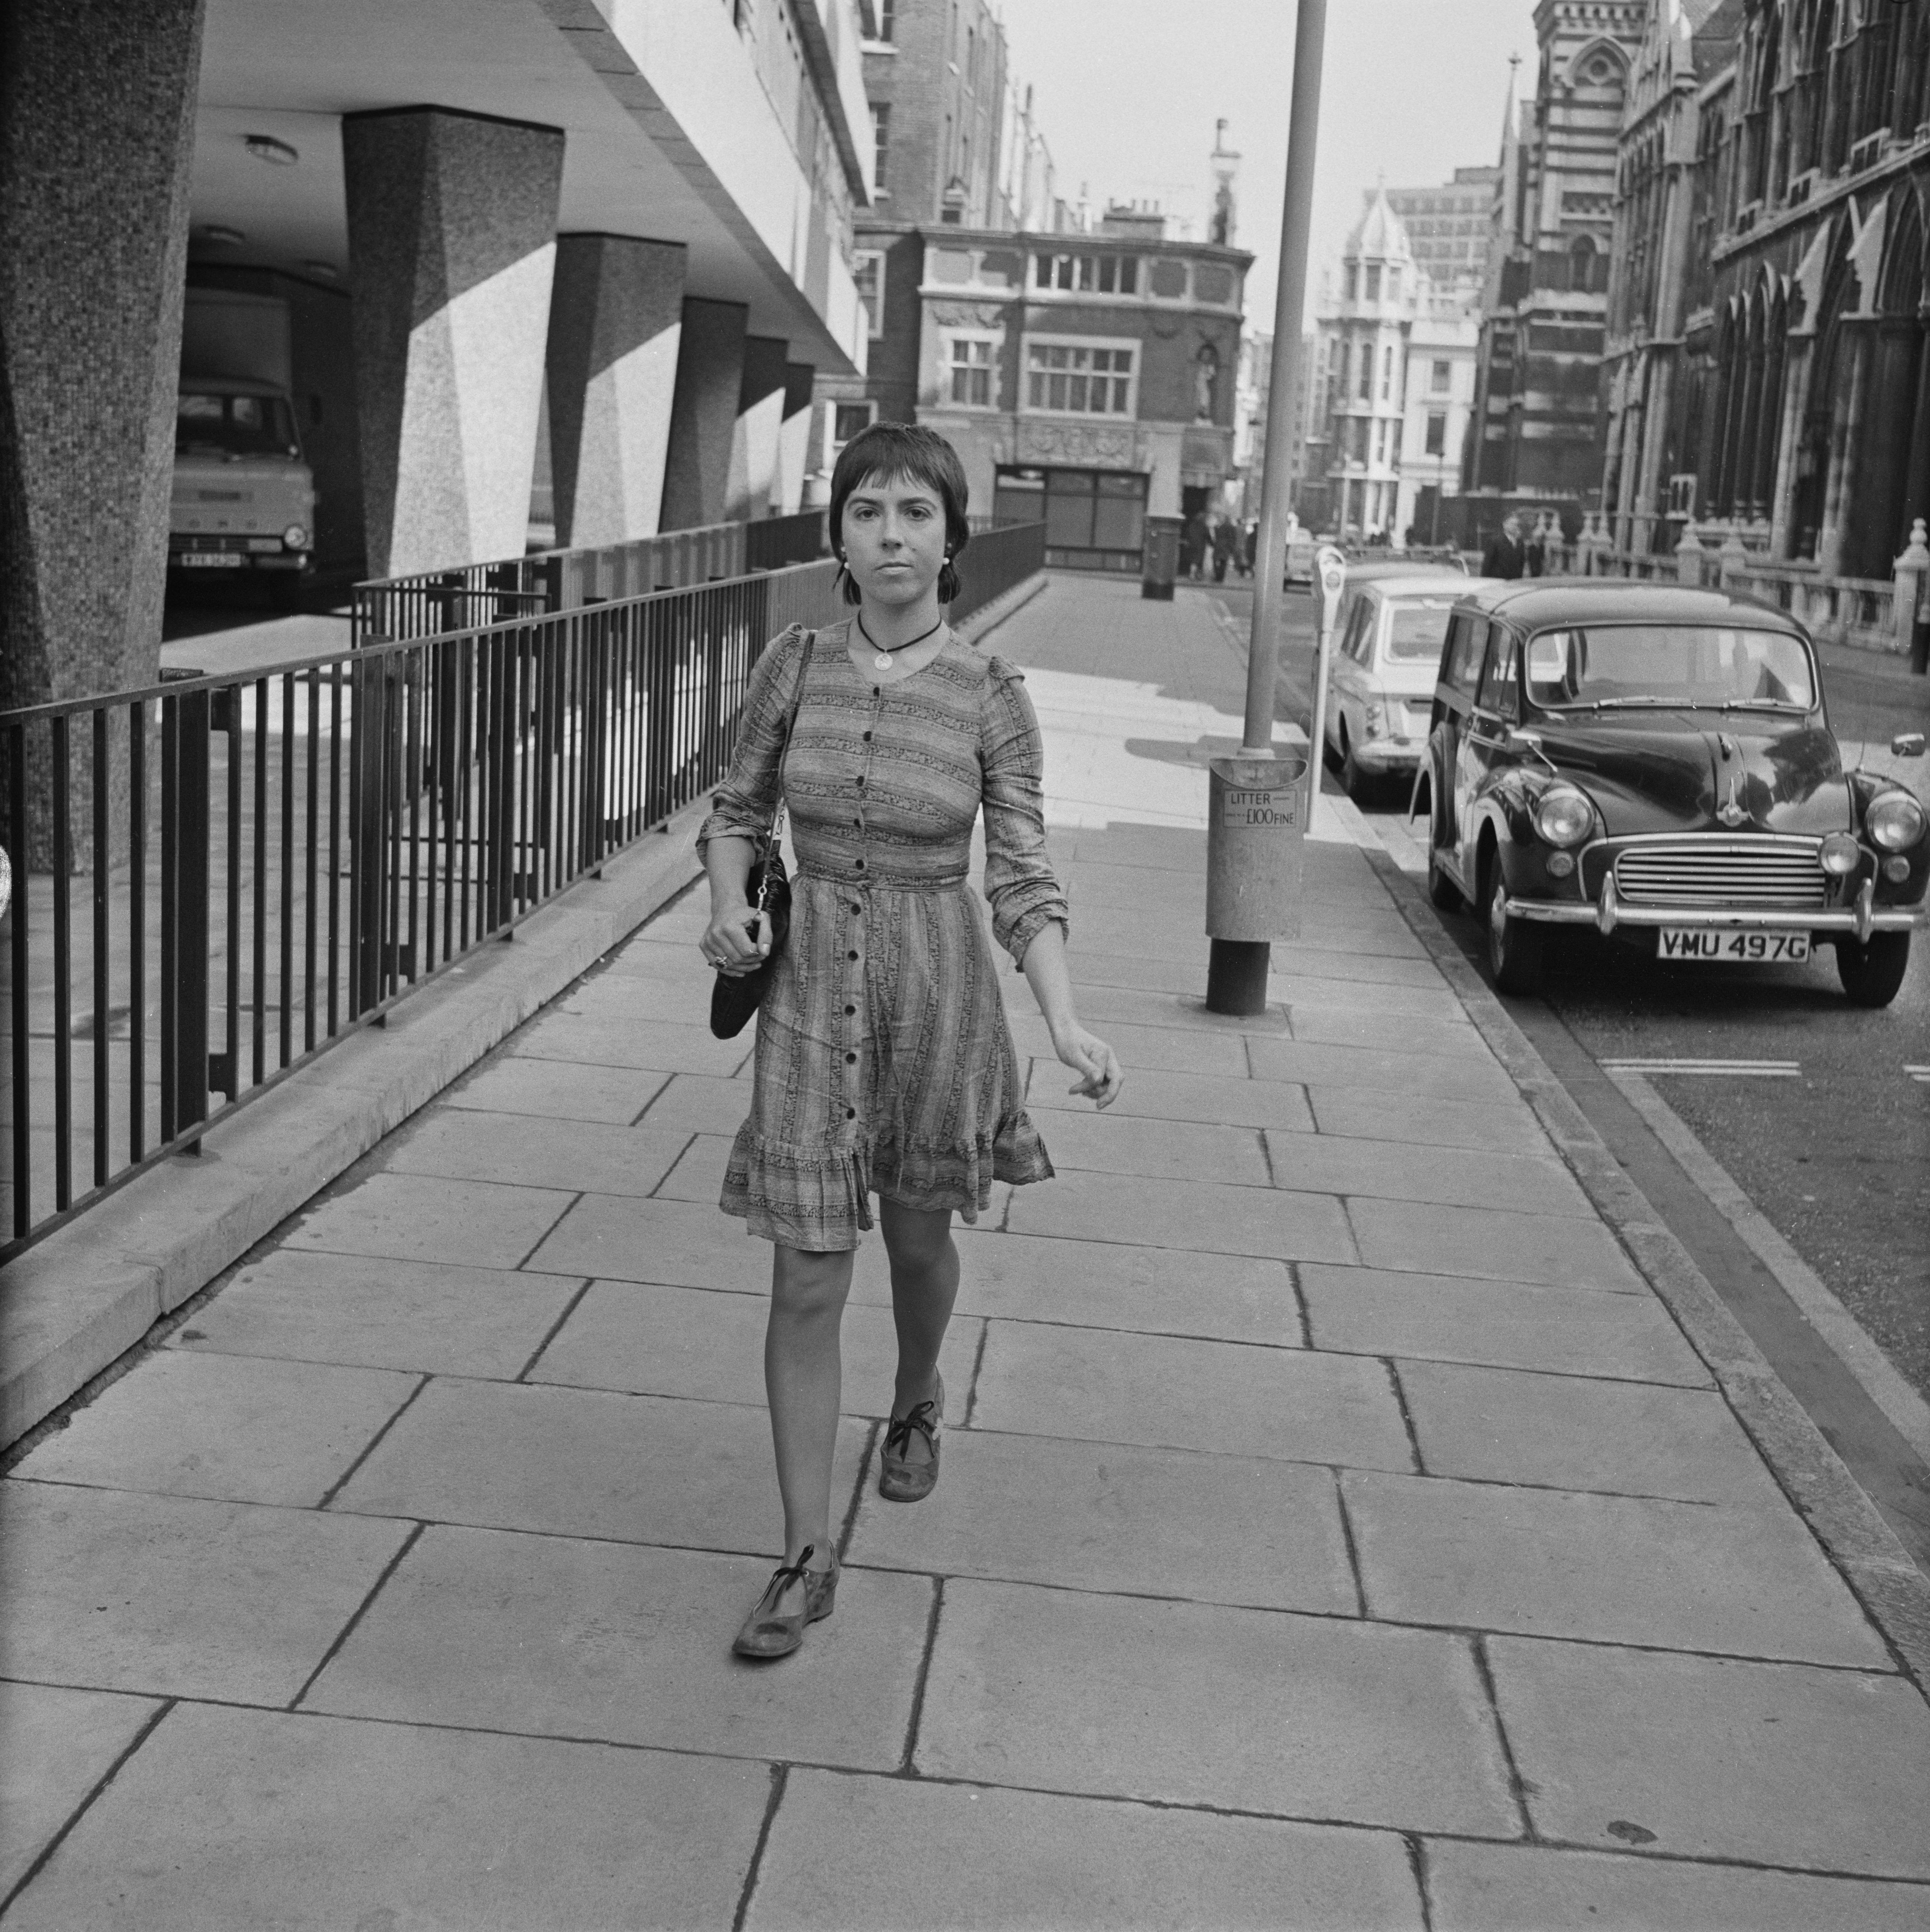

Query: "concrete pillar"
left=661, top=298, right=747, bottom=531
left=775, top=363, right=816, bottom=517
left=0, top=0, right=205, bottom=729
left=342, top=108, right=565, bottom=580
left=727, top=336, right=792, bottom=522
left=545, top=235, right=685, bottom=549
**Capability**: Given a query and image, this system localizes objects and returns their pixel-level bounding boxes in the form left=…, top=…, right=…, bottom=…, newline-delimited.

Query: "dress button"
left=848, top=949, right=859, bottom=961
left=852, top=817, right=862, bottom=827
left=845, top=1106, right=856, bottom=1119
left=845, top=1052, right=857, bottom=1064
left=862, top=730, right=872, bottom=741
left=844, top=1004, right=856, bottom=1015
left=855, top=857, right=866, bottom=869
left=855, top=775, right=865, bottom=786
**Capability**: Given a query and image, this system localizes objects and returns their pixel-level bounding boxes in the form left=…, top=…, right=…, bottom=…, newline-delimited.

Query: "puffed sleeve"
left=697, top=625, right=806, bottom=857
left=979, top=655, right=1069, bottom=967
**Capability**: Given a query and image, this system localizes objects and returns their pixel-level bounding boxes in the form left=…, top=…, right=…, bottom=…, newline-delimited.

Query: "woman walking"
left=698, top=422, right=1122, bottom=1660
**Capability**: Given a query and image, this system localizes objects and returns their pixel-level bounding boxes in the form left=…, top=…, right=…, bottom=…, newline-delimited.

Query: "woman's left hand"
left=1053, top=1023, right=1123, bottom=1109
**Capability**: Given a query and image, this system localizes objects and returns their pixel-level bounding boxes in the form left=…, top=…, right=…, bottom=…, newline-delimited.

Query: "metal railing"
left=351, top=509, right=829, bottom=648
left=0, top=523, right=1043, bottom=1256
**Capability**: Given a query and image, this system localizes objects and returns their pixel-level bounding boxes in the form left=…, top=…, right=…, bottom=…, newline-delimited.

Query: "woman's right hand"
left=701, top=897, right=771, bottom=977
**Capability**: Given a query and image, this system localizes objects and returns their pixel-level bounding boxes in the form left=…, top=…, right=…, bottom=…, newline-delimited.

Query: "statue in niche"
left=1194, top=344, right=1218, bottom=422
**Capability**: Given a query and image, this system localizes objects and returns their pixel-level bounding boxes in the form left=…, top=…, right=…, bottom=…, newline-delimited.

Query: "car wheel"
left=1426, top=845, right=1462, bottom=911
left=1836, top=932, right=1910, bottom=1008
left=1485, top=858, right=1544, bottom=995
left=1339, top=728, right=1372, bottom=804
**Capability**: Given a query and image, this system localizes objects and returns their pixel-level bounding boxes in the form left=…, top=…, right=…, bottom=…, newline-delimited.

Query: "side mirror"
left=1892, top=732, right=1925, bottom=759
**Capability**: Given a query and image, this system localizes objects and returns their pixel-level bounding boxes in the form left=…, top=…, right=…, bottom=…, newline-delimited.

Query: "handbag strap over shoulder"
left=764, top=626, right=813, bottom=853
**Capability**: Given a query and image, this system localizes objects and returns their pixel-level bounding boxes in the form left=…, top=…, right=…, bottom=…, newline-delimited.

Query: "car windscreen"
left=1523, top=625, right=1815, bottom=712
left=1382, top=598, right=1460, bottom=662
left=176, top=391, right=299, bottom=459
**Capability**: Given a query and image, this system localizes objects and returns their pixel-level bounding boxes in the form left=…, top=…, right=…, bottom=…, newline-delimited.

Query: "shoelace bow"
left=883, top=1397, right=939, bottom=1459
left=758, top=1545, right=825, bottom=1613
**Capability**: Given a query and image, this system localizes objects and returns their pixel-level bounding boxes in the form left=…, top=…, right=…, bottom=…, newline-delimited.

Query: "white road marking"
left=1598, top=1057, right=1801, bottom=1077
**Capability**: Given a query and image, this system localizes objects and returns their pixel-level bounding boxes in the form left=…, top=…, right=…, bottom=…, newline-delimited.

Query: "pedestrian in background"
left=1525, top=513, right=1547, bottom=578
left=1481, top=512, right=1526, bottom=580
left=699, top=421, right=1124, bottom=1662
left=1211, top=515, right=1238, bottom=583
left=1184, top=507, right=1210, bottom=579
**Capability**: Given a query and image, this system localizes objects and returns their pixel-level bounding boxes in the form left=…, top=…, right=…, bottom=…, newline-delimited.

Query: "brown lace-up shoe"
left=879, top=1373, right=943, bottom=1503
left=732, top=1546, right=839, bottom=1660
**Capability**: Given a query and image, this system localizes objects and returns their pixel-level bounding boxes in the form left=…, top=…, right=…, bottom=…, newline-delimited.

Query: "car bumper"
left=1349, top=739, right=1422, bottom=770
left=1506, top=876, right=1922, bottom=942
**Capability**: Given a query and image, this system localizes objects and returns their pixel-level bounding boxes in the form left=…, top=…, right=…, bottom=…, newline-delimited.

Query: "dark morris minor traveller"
left=1411, top=583, right=1928, bottom=1006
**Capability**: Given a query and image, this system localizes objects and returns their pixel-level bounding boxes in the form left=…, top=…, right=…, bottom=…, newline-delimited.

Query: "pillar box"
left=1141, top=516, right=1181, bottom=600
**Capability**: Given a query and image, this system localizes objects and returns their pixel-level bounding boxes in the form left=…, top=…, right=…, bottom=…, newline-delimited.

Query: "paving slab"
left=1268, top=1132, right=1593, bottom=1217
left=283, top=1171, right=576, bottom=1269
left=1301, top=1266, right=1710, bottom=1385
left=523, top=1193, right=772, bottom=1290
left=1349, top=1197, right=1648, bottom=1290
left=528, top=1279, right=984, bottom=1415
left=1024, top=1063, right=1314, bottom=1133
left=927, top=1231, right=1303, bottom=1345
left=331, top=1376, right=871, bottom=1554
left=555, top=968, right=718, bottom=1031
left=383, top=1108, right=694, bottom=1198
left=1305, top=1085, right=1556, bottom=1156
left=172, top=1248, right=581, bottom=1379
left=637, top=1071, right=760, bottom=1135
left=1019, top=1109, right=1271, bottom=1186
left=304, top=1523, right=931, bottom=1768
left=440, top=1052, right=671, bottom=1124
left=653, top=1131, right=736, bottom=1202
left=1248, top=1036, right=1518, bottom=1105
left=0, top=1481, right=411, bottom=1704
left=2, top=1702, right=767, bottom=1932
left=1054, top=980, right=1301, bottom=1038
left=509, top=1010, right=754, bottom=1077
left=1260, top=943, right=1451, bottom=988
left=0, top=1681, right=160, bottom=1900
left=1344, top=1471, right=1890, bottom=1665
left=1397, top=1360, right=1786, bottom=1505
left=1286, top=1007, right=1494, bottom=1061
left=970, top=1321, right=1412, bottom=1470
left=1426, top=1839, right=1930, bottom=1932
left=749, top=1769, right=1425, bottom=1931
left=1009, top=1013, right=1252, bottom=1078
left=1006, top=1168, right=1358, bottom=1262
left=1271, top=973, right=1471, bottom=1022
left=1485, top=1637, right=1930, bottom=1877
left=849, top=1429, right=1355, bottom=1614
left=917, top=1578, right=1518, bottom=1835
left=12, top=1350, right=417, bottom=1509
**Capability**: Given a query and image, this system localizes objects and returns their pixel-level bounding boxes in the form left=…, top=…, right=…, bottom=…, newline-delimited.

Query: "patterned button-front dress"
left=698, top=619, right=1068, bottom=1251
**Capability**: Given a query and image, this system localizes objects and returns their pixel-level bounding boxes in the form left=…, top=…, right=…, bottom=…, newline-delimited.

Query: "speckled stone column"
left=545, top=235, right=686, bottom=548
left=660, top=298, right=747, bottom=532
left=342, top=109, right=565, bottom=579
left=727, top=337, right=792, bottom=522
left=0, top=0, right=204, bottom=736
left=774, top=363, right=816, bottom=517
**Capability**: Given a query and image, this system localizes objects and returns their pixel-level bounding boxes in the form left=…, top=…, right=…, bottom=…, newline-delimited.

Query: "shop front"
left=993, top=464, right=1149, bottom=572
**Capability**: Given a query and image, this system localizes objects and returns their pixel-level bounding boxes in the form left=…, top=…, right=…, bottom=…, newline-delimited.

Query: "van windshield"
left=176, top=391, right=300, bottom=459
left=1523, top=626, right=1815, bottom=711
left=1383, top=598, right=1459, bottom=662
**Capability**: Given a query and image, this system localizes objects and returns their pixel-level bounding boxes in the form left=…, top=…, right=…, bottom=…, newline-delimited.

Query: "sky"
left=997, top=0, right=1538, bottom=332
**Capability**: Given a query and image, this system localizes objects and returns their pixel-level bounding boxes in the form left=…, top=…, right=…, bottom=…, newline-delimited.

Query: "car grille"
left=1612, top=842, right=1826, bottom=909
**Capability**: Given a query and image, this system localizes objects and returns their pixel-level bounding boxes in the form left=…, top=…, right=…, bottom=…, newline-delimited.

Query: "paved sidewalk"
left=5, top=577, right=1929, bottom=1928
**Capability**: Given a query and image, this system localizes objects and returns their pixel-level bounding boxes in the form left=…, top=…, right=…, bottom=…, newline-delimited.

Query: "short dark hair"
left=829, top=421, right=972, bottom=581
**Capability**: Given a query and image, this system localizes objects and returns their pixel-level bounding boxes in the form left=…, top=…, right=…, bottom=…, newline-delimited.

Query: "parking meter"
left=1306, top=546, right=1346, bottom=831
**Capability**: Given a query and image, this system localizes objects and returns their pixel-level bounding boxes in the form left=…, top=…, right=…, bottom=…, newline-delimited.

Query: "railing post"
left=350, top=655, right=392, bottom=1012
left=1718, top=527, right=1749, bottom=588
left=160, top=688, right=211, bottom=1143
left=1893, top=517, right=1929, bottom=669
left=1675, top=520, right=1706, bottom=587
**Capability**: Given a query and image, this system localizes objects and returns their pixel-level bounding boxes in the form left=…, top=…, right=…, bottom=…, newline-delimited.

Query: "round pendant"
left=873, top=651, right=893, bottom=670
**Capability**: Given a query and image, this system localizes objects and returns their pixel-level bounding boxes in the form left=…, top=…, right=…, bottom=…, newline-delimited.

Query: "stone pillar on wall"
left=0, top=0, right=205, bottom=731
left=1768, top=340, right=1811, bottom=559
left=545, top=235, right=685, bottom=549
left=1817, top=324, right=1872, bottom=577
left=727, top=337, right=792, bottom=522
left=342, top=108, right=564, bottom=579
left=774, top=363, right=816, bottom=516
left=660, top=298, right=748, bottom=531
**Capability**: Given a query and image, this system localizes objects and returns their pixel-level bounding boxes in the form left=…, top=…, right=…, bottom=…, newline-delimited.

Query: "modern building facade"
left=1, top=0, right=876, bottom=714
left=1604, top=0, right=1930, bottom=579
left=1386, top=167, right=1503, bottom=298
left=1463, top=0, right=1647, bottom=541
left=915, top=217, right=1251, bottom=568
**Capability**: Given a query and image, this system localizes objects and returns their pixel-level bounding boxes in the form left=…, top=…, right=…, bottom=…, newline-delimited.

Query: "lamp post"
left=1204, top=0, right=1328, bottom=1015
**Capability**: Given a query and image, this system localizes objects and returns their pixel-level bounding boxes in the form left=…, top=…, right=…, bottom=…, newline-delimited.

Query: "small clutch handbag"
left=708, top=810, right=790, bottom=1039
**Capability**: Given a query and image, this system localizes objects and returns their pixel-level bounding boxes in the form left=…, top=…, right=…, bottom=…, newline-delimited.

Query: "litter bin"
left=1206, top=749, right=1309, bottom=947
left=1142, top=516, right=1182, bottom=601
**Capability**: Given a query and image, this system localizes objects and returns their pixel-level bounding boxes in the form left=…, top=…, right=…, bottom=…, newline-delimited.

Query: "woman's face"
left=841, top=471, right=948, bottom=608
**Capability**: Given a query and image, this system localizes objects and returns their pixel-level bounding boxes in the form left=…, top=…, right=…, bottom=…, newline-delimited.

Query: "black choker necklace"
left=857, top=614, right=942, bottom=671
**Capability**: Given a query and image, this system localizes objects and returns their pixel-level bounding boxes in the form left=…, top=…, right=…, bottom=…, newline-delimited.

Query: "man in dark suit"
left=1481, top=513, right=1526, bottom=580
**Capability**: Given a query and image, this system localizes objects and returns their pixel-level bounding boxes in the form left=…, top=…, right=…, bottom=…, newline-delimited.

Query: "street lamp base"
left=1206, top=939, right=1271, bottom=1016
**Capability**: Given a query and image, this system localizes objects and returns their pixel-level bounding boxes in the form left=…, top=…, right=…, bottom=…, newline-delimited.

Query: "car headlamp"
left=1865, top=791, right=1927, bottom=853
left=282, top=524, right=310, bottom=551
left=1531, top=786, right=1593, bottom=848
left=1818, top=832, right=1861, bottom=875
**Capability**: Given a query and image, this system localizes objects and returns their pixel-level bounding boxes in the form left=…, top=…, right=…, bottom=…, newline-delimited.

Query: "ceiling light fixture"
left=199, top=224, right=247, bottom=246
left=303, top=260, right=340, bottom=281
left=244, top=134, right=299, bottom=165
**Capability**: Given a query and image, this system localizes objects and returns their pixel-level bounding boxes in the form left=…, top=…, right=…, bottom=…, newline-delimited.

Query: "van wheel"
left=1836, top=933, right=1909, bottom=1008
left=1485, top=860, right=1544, bottom=995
